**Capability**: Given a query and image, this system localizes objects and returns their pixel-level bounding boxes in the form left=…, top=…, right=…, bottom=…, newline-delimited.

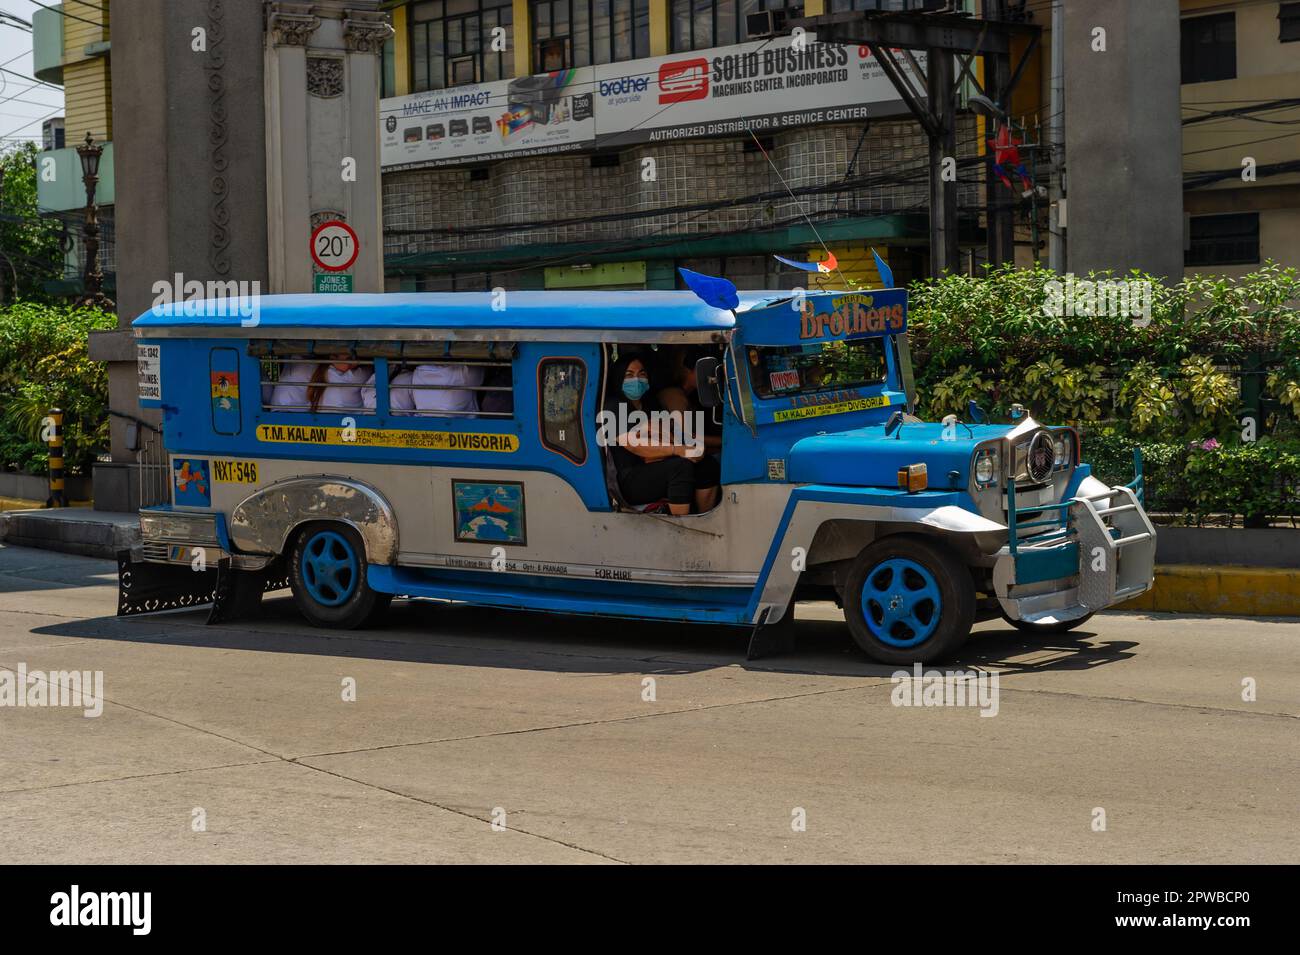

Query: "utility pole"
left=926, top=50, right=958, bottom=276
left=1048, top=0, right=1066, bottom=272
left=983, top=0, right=1016, bottom=269
left=792, top=8, right=1040, bottom=279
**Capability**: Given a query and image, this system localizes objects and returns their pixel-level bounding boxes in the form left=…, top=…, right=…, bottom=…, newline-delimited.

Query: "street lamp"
left=75, top=131, right=113, bottom=310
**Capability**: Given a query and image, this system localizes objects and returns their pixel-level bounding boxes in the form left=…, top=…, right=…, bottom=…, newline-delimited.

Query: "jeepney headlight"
left=973, top=448, right=999, bottom=487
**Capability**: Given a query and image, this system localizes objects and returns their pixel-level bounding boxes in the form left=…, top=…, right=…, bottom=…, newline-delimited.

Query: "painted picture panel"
left=452, top=480, right=526, bottom=545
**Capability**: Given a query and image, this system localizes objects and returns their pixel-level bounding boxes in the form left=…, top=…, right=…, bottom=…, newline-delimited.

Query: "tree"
left=0, top=142, right=67, bottom=302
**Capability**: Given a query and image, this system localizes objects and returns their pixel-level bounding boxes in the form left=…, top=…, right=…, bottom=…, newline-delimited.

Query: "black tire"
left=288, top=521, right=389, bottom=629
left=999, top=610, right=1094, bottom=635
left=843, top=535, right=976, bottom=665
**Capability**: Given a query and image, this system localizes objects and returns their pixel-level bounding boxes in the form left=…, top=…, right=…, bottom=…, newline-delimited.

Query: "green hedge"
left=1080, top=432, right=1300, bottom=525
left=0, top=301, right=117, bottom=476
left=908, top=262, right=1300, bottom=442
left=906, top=264, right=1300, bottom=523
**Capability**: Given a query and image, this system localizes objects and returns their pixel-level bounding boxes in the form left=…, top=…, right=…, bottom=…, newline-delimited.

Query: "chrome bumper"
left=137, top=509, right=271, bottom=571
left=993, top=480, right=1157, bottom=623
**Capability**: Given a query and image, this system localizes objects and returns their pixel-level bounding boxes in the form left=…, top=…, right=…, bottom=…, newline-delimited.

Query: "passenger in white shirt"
left=268, top=361, right=317, bottom=411
left=269, top=357, right=368, bottom=412
left=316, top=360, right=371, bottom=412
left=412, top=363, right=484, bottom=414
left=361, top=368, right=415, bottom=412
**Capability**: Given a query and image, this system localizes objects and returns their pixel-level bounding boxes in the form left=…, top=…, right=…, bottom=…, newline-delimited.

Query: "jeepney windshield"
left=747, top=338, right=888, bottom=400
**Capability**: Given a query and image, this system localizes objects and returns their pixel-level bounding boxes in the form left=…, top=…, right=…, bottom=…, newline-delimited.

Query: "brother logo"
left=50, top=886, right=152, bottom=936
left=599, top=75, right=650, bottom=97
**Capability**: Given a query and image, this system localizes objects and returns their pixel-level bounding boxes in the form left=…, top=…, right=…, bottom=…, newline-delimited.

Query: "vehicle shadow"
left=28, top=591, right=1137, bottom=680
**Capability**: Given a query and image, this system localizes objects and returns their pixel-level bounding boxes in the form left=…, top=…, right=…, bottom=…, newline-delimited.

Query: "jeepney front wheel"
left=844, top=536, right=975, bottom=665
left=288, top=522, right=391, bottom=629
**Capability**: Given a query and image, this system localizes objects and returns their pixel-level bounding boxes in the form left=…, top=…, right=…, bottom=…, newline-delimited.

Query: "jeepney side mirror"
left=695, top=356, right=723, bottom=409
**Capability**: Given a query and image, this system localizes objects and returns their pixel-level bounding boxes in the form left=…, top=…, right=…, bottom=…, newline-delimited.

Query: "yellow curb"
left=1119, top=565, right=1300, bottom=617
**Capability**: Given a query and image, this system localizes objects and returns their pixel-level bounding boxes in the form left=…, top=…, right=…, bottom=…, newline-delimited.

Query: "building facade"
left=32, top=0, right=116, bottom=296
left=378, top=0, right=994, bottom=292
left=1180, top=0, right=1300, bottom=277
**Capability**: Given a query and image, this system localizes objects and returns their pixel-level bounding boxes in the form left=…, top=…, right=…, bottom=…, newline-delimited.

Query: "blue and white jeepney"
left=121, top=279, right=1156, bottom=664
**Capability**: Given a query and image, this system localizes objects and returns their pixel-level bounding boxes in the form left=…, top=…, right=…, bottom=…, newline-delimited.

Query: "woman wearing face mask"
left=604, top=354, right=720, bottom=516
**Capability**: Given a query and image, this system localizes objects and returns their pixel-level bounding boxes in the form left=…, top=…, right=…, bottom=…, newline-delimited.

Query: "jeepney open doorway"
left=597, top=342, right=726, bottom=516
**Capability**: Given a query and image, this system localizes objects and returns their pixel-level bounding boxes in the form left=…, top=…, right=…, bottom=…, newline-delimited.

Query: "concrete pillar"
left=265, top=2, right=392, bottom=294
left=392, top=3, right=410, bottom=95
left=649, top=0, right=670, bottom=56
left=512, top=0, right=531, bottom=77
left=96, top=0, right=269, bottom=511
left=1062, top=0, right=1183, bottom=280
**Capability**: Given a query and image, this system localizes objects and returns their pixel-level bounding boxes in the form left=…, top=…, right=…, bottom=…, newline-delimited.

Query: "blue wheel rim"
left=301, top=530, right=359, bottom=607
left=860, top=557, right=943, bottom=648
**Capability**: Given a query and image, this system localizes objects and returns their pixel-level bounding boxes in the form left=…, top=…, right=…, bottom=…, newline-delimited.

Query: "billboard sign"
left=380, top=39, right=924, bottom=170
left=592, top=41, right=924, bottom=149
left=382, top=69, right=596, bottom=170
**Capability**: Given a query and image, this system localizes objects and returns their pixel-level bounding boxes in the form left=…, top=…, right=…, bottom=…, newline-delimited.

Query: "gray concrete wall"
left=1063, top=0, right=1184, bottom=281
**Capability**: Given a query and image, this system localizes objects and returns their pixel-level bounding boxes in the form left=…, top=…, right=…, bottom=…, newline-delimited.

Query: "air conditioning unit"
left=746, top=10, right=789, bottom=38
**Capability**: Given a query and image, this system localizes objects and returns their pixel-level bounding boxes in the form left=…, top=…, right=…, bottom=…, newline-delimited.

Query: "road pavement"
left=1, top=544, right=1295, bottom=864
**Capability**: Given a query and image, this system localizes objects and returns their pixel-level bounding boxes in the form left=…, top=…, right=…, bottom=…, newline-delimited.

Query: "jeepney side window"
left=258, top=353, right=375, bottom=414
left=538, top=358, right=586, bottom=464
left=397, top=358, right=513, bottom=418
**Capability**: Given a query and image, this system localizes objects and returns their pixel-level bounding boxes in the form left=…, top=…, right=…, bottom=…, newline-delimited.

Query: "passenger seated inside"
left=268, top=360, right=316, bottom=411
left=410, top=362, right=484, bottom=414
left=361, top=366, right=415, bottom=412
left=604, top=354, right=720, bottom=516
left=479, top=365, right=514, bottom=415
left=268, top=356, right=369, bottom=413
left=315, top=355, right=370, bottom=412
left=655, top=345, right=722, bottom=455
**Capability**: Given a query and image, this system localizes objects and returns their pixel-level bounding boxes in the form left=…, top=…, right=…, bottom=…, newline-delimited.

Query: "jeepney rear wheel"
left=999, top=611, right=1094, bottom=635
left=288, top=522, right=391, bottom=629
left=843, top=536, right=975, bottom=665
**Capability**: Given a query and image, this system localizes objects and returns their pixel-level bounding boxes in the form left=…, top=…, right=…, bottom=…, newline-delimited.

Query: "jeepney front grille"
left=141, top=541, right=171, bottom=561
left=1003, top=483, right=1061, bottom=539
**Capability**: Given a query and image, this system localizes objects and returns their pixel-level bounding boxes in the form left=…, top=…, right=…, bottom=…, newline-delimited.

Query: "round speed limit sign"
left=311, top=220, right=359, bottom=272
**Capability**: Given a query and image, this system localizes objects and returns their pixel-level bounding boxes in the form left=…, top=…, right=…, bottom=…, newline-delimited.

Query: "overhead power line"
left=28, top=1, right=105, bottom=29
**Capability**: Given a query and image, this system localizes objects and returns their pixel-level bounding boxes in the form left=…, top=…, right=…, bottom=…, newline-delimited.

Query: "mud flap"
left=746, top=606, right=797, bottom=661
left=208, top=559, right=289, bottom=624
left=116, top=550, right=217, bottom=617
left=117, top=552, right=289, bottom=623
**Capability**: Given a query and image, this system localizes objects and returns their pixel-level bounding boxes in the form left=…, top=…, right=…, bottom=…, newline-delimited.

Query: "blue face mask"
left=622, top=376, right=650, bottom=401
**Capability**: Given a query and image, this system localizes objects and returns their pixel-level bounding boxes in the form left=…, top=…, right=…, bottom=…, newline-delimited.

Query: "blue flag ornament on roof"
left=678, top=268, right=740, bottom=311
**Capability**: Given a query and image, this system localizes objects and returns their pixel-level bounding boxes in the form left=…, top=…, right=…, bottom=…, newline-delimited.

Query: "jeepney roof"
left=132, top=290, right=808, bottom=343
